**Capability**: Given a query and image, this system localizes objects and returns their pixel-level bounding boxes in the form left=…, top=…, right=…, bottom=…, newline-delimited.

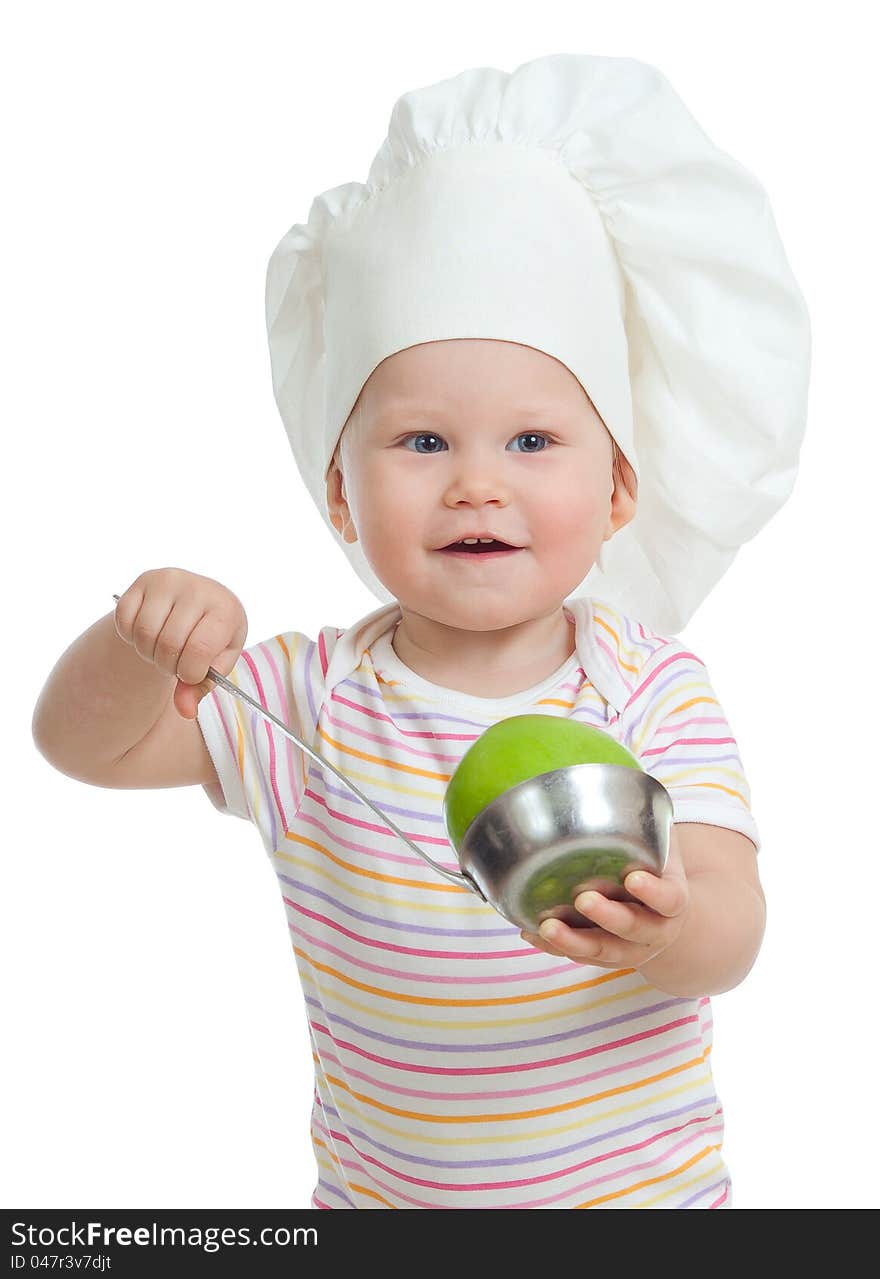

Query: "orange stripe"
left=282, top=830, right=466, bottom=894
left=591, top=613, right=639, bottom=676
left=689, top=781, right=749, bottom=804
left=314, top=1136, right=396, bottom=1207
left=234, top=710, right=245, bottom=781
left=318, top=1048, right=710, bottom=1124
left=296, top=946, right=632, bottom=1006
left=348, top=1182, right=396, bottom=1207
left=536, top=697, right=576, bottom=709
left=312, top=1135, right=342, bottom=1169
left=667, top=696, right=718, bottom=713
left=575, top=1143, right=719, bottom=1208
left=281, top=634, right=309, bottom=796
left=315, top=722, right=452, bottom=782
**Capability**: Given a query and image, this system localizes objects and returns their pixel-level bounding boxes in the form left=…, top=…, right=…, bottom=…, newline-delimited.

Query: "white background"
left=4, top=1, right=877, bottom=1210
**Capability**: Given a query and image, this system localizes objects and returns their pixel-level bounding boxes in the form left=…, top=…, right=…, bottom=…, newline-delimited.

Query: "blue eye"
left=403, top=432, right=550, bottom=454
left=510, top=433, right=549, bottom=453
left=405, top=433, right=446, bottom=454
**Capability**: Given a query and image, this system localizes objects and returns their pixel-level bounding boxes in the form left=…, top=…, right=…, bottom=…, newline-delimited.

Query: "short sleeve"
left=619, top=641, right=762, bottom=854
left=196, top=631, right=319, bottom=852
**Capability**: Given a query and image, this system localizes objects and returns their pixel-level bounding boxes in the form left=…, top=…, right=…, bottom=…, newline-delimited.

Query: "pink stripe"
left=317, top=1033, right=704, bottom=1102
left=293, top=805, right=455, bottom=873
left=208, top=690, right=242, bottom=795
left=240, top=646, right=293, bottom=829
left=331, top=691, right=477, bottom=743
left=642, top=736, right=735, bottom=757
left=288, top=899, right=528, bottom=960
left=317, top=629, right=330, bottom=678
left=710, top=1184, right=729, bottom=1208
left=294, top=922, right=573, bottom=985
left=310, top=1011, right=700, bottom=1076
left=261, top=637, right=306, bottom=818
left=626, top=647, right=704, bottom=708
left=329, top=1150, right=447, bottom=1210
left=314, top=1108, right=719, bottom=1194
left=654, top=716, right=728, bottom=733
left=301, top=789, right=450, bottom=852
left=324, top=704, right=463, bottom=765
left=595, top=634, right=634, bottom=697
left=313, top=1121, right=721, bottom=1208
left=528, top=1123, right=723, bottom=1209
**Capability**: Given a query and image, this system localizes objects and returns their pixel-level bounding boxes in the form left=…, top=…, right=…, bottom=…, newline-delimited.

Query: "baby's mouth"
left=438, top=540, right=524, bottom=557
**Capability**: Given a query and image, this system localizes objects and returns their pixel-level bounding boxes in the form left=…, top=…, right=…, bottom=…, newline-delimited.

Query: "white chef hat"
left=265, top=53, right=811, bottom=635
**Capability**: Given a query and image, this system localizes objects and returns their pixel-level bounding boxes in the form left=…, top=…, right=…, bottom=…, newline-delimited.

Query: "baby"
left=31, top=54, right=809, bottom=1210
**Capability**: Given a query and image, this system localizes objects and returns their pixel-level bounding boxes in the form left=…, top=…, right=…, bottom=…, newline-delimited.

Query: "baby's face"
left=326, top=339, right=635, bottom=632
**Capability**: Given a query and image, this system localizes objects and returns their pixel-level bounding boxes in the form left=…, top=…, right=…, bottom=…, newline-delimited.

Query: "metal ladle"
left=111, top=595, right=671, bottom=931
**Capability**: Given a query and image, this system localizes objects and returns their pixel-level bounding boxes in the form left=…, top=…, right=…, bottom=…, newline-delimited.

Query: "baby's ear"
left=614, top=446, right=638, bottom=505
left=607, top=446, right=638, bottom=538
left=325, top=454, right=357, bottom=543
left=325, top=457, right=344, bottom=527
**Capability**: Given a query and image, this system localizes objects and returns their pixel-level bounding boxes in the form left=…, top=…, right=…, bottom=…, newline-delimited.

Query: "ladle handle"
left=111, top=594, right=479, bottom=896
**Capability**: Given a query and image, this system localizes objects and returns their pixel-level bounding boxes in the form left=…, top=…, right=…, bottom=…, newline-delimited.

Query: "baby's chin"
left=391, top=591, right=575, bottom=636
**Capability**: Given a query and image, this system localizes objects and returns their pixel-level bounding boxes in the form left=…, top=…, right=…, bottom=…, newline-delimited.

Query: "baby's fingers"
left=170, top=616, right=244, bottom=720
left=622, top=869, right=688, bottom=918
left=520, top=929, right=569, bottom=958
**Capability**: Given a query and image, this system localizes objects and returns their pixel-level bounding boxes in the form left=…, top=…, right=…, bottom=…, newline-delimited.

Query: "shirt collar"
left=322, top=595, right=631, bottom=715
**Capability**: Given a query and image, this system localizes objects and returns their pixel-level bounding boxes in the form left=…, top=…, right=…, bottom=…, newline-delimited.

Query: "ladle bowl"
left=447, top=761, right=672, bottom=932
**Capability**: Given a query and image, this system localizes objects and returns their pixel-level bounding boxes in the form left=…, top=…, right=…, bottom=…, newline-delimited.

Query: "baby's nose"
left=443, top=456, right=511, bottom=505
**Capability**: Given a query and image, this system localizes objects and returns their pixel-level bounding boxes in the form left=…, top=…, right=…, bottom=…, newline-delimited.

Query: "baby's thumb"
left=174, top=646, right=242, bottom=720
left=174, top=675, right=221, bottom=720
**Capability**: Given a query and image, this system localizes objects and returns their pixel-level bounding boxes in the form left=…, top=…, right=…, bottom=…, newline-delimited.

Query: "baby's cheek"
left=541, top=488, right=606, bottom=553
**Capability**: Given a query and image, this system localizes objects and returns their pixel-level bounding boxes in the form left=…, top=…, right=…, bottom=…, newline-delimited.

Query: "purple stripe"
left=295, top=919, right=575, bottom=984
left=624, top=663, right=705, bottom=743
left=314, top=1177, right=356, bottom=1209
left=339, top=676, right=497, bottom=729
left=305, top=992, right=692, bottom=1055
left=316, top=776, right=447, bottom=826
left=339, top=674, right=607, bottom=730
left=622, top=612, right=658, bottom=659
left=303, top=638, right=320, bottom=740
left=316, top=1096, right=721, bottom=1172
left=278, top=873, right=512, bottom=938
left=231, top=695, right=277, bottom=849
left=341, top=674, right=611, bottom=725
left=259, top=714, right=280, bottom=849
left=680, top=1174, right=729, bottom=1208
left=568, top=708, right=614, bottom=726
left=649, top=753, right=743, bottom=768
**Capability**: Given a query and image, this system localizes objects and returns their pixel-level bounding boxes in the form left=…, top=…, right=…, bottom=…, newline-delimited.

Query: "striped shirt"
left=196, top=594, right=760, bottom=1209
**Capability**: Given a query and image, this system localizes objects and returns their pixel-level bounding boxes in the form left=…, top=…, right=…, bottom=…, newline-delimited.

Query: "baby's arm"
left=630, top=824, right=764, bottom=995
left=31, top=567, right=246, bottom=795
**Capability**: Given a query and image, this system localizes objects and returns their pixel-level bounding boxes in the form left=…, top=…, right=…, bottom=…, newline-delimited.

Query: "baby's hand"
left=520, top=835, right=689, bottom=968
left=114, top=567, right=248, bottom=720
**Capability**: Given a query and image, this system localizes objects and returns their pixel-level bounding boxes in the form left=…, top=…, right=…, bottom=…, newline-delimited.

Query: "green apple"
left=443, top=714, right=642, bottom=850
left=521, top=850, right=634, bottom=917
